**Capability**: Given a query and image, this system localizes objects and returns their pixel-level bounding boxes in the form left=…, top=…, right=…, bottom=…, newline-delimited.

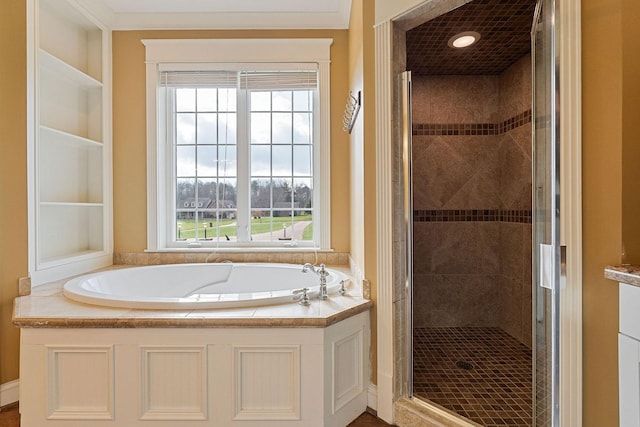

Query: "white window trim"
left=143, top=38, right=332, bottom=251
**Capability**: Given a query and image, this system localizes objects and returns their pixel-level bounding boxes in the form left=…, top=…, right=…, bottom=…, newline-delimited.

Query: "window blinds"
left=159, top=70, right=318, bottom=90
left=159, top=70, right=237, bottom=88
left=240, top=71, right=317, bottom=90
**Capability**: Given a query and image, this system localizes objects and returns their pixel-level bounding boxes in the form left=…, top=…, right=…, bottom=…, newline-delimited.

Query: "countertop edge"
left=13, top=299, right=374, bottom=329
left=604, top=264, right=640, bottom=287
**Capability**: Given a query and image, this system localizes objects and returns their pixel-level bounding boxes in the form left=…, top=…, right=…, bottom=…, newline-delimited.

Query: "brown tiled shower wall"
left=411, top=55, right=532, bottom=347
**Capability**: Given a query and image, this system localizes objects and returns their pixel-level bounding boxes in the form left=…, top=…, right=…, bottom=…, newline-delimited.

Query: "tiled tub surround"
left=113, top=251, right=351, bottom=266
left=411, top=54, right=532, bottom=348
left=13, top=266, right=371, bottom=426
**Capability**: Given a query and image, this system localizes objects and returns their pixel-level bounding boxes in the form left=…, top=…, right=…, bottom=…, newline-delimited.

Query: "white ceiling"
left=93, top=0, right=352, bottom=30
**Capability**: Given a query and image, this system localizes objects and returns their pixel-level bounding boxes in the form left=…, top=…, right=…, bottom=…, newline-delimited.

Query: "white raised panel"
left=619, top=334, right=640, bottom=427
left=332, top=329, right=364, bottom=413
left=620, top=283, right=640, bottom=426
left=140, top=346, right=207, bottom=420
left=46, top=346, right=114, bottom=420
left=233, top=345, right=301, bottom=420
left=620, top=283, right=640, bottom=340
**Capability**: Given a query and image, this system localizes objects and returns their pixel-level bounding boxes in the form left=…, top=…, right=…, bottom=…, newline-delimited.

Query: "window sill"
left=144, top=247, right=335, bottom=253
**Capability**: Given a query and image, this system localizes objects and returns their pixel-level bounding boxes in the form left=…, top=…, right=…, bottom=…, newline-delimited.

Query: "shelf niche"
left=29, top=0, right=112, bottom=283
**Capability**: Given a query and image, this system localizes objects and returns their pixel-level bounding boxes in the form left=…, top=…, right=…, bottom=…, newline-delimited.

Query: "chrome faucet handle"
left=338, top=279, right=348, bottom=296
left=317, top=264, right=329, bottom=300
left=292, top=288, right=311, bottom=306
left=318, top=263, right=328, bottom=276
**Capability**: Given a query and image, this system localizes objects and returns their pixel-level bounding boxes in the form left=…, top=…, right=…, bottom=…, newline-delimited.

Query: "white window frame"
left=143, top=39, right=332, bottom=251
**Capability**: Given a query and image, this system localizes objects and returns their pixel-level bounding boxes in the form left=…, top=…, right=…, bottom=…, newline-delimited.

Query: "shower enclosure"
left=401, top=0, right=561, bottom=425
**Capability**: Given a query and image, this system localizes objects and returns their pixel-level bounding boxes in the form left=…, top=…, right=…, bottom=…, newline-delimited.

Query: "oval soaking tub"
left=63, top=262, right=348, bottom=310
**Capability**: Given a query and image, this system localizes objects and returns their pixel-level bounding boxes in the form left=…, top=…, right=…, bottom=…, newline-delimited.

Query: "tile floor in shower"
left=413, top=327, right=532, bottom=427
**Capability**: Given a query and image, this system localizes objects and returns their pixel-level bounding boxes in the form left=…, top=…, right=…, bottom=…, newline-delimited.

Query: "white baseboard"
left=0, top=380, right=19, bottom=407
left=367, top=383, right=378, bottom=411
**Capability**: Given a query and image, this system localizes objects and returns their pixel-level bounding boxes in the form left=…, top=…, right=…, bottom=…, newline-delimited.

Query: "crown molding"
left=92, top=0, right=352, bottom=30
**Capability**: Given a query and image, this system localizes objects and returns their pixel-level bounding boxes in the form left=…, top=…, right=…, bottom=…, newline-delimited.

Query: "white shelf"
left=39, top=67, right=103, bottom=140
left=38, top=203, right=104, bottom=263
left=39, top=249, right=108, bottom=269
left=39, top=130, right=103, bottom=204
left=40, top=125, right=102, bottom=148
left=38, top=0, right=103, bottom=81
left=39, top=49, right=102, bottom=88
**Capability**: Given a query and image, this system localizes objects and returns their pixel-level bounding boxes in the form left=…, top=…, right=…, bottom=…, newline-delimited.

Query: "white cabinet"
left=19, top=312, right=370, bottom=426
left=28, top=0, right=112, bottom=283
left=619, top=283, right=640, bottom=426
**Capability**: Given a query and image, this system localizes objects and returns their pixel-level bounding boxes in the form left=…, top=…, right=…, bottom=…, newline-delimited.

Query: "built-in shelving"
left=28, top=0, right=112, bottom=283
left=39, top=49, right=103, bottom=89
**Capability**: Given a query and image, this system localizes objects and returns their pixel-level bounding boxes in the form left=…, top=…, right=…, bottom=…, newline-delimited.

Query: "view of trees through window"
left=172, top=81, right=315, bottom=244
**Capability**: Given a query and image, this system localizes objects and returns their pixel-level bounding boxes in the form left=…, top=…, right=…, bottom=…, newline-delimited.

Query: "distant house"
left=273, top=202, right=301, bottom=216
left=176, top=198, right=236, bottom=219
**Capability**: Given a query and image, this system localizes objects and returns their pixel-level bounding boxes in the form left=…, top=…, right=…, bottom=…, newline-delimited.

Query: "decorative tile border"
left=413, top=109, right=531, bottom=136
left=500, top=109, right=532, bottom=133
left=113, top=251, right=350, bottom=266
left=414, top=209, right=531, bottom=224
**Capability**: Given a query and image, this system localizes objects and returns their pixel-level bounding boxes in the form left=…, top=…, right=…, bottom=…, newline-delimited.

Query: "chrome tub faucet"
left=302, top=263, right=329, bottom=300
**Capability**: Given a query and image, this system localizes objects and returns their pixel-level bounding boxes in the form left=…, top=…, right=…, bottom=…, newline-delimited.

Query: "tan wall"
left=622, top=0, right=640, bottom=263
left=112, top=30, right=350, bottom=254
left=582, top=0, right=623, bottom=424
left=0, top=0, right=28, bottom=384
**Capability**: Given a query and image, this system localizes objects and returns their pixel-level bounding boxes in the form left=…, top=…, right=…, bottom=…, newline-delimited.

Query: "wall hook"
left=343, top=90, right=361, bottom=134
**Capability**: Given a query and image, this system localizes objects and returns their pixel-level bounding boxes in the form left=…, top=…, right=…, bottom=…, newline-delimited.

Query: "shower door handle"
left=559, top=244, right=566, bottom=290
left=539, top=244, right=566, bottom=290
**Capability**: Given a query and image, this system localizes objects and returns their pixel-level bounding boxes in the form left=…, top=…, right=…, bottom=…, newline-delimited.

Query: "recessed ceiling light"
left=448, top=31, right=481, bottom=48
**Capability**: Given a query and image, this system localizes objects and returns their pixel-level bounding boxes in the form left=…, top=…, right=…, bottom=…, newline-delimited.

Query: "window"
left=164, top=70, right=316, bottom=245
left=144, top=39, right=332, bottom=250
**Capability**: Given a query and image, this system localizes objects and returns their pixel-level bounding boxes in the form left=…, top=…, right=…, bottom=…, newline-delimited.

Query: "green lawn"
left=176, top=215, right=312, bottom=240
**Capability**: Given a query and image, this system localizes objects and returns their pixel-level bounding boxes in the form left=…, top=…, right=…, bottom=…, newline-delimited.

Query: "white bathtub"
left=63, top=263, right=348, bottom=309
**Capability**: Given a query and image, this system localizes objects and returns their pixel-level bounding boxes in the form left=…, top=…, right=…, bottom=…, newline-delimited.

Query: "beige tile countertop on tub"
left=604, top=264, right=640, bottom=287
left=13, top=265, right=372, bottom=329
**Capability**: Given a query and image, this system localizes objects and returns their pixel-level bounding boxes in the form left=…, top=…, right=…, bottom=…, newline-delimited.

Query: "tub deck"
left=13, top=265, right=373, bottom=427
left=13, top=265, right=372, bottom=328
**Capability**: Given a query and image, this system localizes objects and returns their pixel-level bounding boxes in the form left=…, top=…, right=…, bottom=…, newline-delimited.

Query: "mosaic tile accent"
left=406, top=0, right=536, bottom=76
left=413, top=110, right=531, bottom=136
left=413, top=327, right=532, bottom=427
left=414, top=209, right=532, bottom=224
left=500, top=110, right=532, bottom=133
left=413, top=122, right=497, bottom=136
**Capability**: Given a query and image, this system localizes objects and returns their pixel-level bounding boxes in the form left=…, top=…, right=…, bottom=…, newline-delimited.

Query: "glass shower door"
left=401, top=70, right=414, bottom=398
left=532, top=0, right=562, bottom=425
